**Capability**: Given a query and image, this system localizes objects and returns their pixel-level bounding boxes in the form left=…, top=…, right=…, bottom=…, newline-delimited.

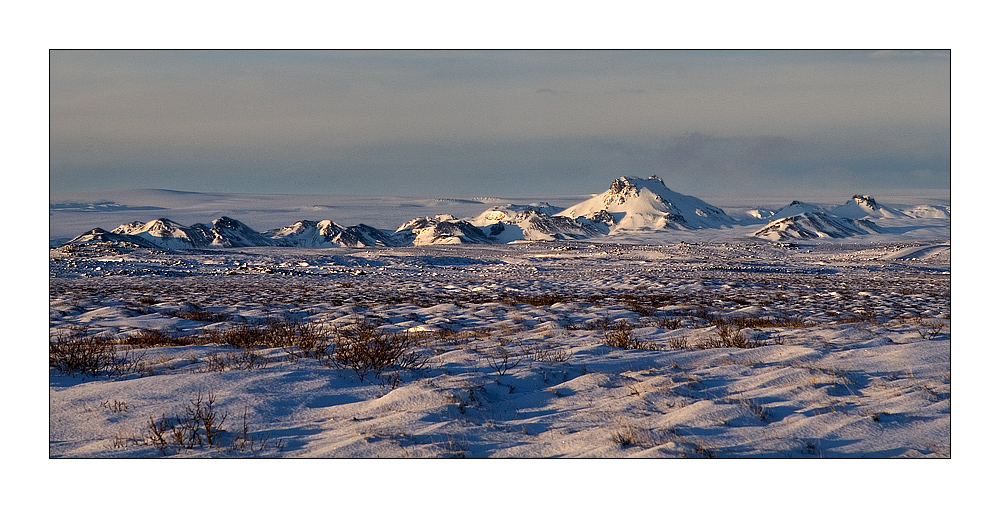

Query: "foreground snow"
left=50, top=240, right=950, bottom=458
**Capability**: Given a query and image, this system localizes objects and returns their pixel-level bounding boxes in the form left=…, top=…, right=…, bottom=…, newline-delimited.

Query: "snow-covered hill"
left=470, top=204, right=603, bottom=242
left=66, top=228, right=163, bottom=249
left=769, top=201, right=826, bottom=221
left=111, top=218, right=214, bottom=249
left=903, top=204, right=951, bottom=219
left=210, top=216, right=278, bottom=247
left=753, top=212, right=884, bottom=241
left=109, top=217, right=275, bottom=249
left=830, top=195, right=908, bottom=219
left=395, top=215, right=496, bottom=245
left=268, top=220, right=399, bottom=248
left=555, top=176, right=734, bottom=232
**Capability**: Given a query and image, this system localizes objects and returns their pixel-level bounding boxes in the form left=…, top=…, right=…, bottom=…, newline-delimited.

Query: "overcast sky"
left=50, top=50, right=950, bottom=197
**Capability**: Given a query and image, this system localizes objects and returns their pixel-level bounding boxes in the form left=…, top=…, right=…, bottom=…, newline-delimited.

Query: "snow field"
left=50, top=241, right=950, bottom=458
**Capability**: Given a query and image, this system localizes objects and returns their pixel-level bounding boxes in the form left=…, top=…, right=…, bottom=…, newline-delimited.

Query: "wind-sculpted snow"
left=50, top=238, right=950, bottom=458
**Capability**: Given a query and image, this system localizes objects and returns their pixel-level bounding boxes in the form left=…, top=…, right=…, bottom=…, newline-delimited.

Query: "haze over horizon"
left=50, top=50, right=950, bottom=198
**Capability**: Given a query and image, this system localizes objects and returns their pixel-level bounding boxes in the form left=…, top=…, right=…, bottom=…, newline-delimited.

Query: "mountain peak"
left=557, top=175, right=732, bottom=231
left=852, top=195, right=878, bottom=208
left=608, top=175, right=668, bottom=194
left=832, top=195, right=905, bottom=219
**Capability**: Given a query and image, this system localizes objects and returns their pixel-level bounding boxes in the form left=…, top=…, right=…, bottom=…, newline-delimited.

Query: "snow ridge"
left=108, top=217, right=275, bottom=249
left=56, top=179, right=948, bottom=248
left=269, top=220, right=399, bottom=248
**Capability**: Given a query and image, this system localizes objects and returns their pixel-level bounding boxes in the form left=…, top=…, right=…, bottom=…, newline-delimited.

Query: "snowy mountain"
left=65, top=228, right=163, bottom=249
left=769, top=201, right=826, bottom=221
left=752, top=212, right=884, bottom=241
left=469, top=204, right=603, bottom=242
left=395, top=215, right=495, bottom=245
left=110, top=217, right=274, bottom=249
left=744, top=209, right=777, bottom=221
left=555, top=176, right=734, bottom=232
left=111, top=218, right=213, bottom=249
left=268, top=220, right=400, bottom=248
left=903, top=204, right=951, bottom=219
left=210, top=216, right=277, bottom=247
left=830, top=195, right=907, bottom=219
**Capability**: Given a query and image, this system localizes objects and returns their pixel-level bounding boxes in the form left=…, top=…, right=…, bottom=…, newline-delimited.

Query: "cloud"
left=870, top=50, right=947, bottom=59
left=49, top=50, right=951, bottom=195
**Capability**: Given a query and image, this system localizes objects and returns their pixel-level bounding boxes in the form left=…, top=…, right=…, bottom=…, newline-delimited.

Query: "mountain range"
left=58, top=176, right=949, bottom=249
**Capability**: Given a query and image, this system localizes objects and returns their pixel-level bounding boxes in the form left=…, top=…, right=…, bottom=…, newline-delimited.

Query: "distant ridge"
left=55, top=178, right=945, bottom=248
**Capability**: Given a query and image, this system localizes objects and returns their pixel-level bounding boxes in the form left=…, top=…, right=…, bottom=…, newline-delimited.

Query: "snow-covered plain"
left=49, top=187, right=950, bottom=458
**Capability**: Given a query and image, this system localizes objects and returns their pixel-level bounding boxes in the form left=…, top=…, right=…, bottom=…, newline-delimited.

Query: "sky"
left=50, top=49, right=950, bottom=198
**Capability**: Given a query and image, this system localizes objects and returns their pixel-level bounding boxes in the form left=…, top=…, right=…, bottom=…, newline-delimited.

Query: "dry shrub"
left=50, top=328, right=148, bottom=379
left=529, top=343, right=571, bottom=362
left=502, top=294, right=568, bottom=307
left=482, top=341, right=525, bottom=375
left=917, top=321, right=947, bottom=340
left=215, top=324, right=271, bottom=349
left=329, top=316, right=427, bottom=382
left=668, top=336, right=690, bottom=349
left=227, top=406, right=282, bottom=454
left=145, top=390, right=227, bottom=453
left=657, top=316, right=683, bottom=330
left=121, top=328, right=199, bottom=348
left=700, top=324, right=761, bottom=349
left=712, top=314, right=807, bottom=329
left=199, top=348, right=269, bottom=372
left=602, top=320, right=660, bottom=350
left=165, top=306, right=232, bottom=323
left=201, top=318, right=330, bottom=356
left=143, top=393, right=282, bottom=456
left=50, top=329, right=116, bottom=377
left=265, top=319, right=329, bottom=358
